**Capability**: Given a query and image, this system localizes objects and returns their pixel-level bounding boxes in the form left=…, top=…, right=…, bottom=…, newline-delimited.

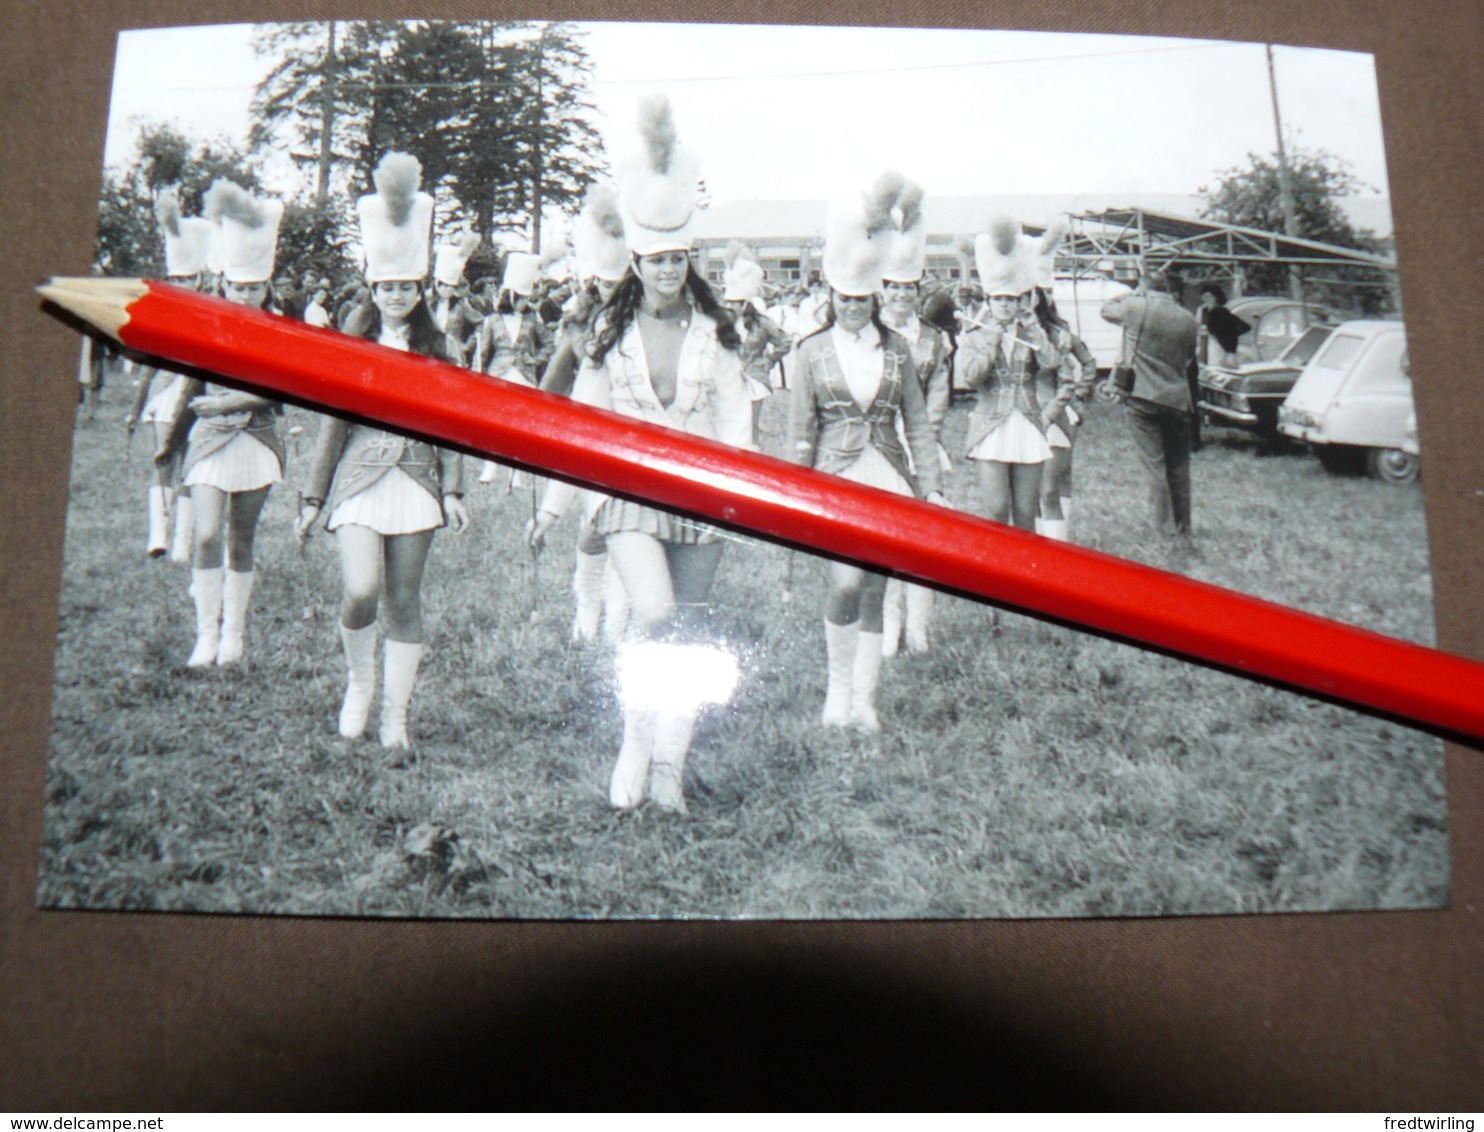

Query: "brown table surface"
left=3, top=0, right=1481, bottom=1110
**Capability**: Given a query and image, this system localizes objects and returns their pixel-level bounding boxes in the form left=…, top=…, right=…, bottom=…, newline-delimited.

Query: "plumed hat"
left=974, top=215, right=1036, bottom=297
left=822, top=172, right=907, bottom=297
left=722, top=243, right=765, bottom=303
left=357, top=152, right=435, bottom=283
left=155, top=189, right=213, bottom=278
left=879, top=179, right=928, bottom=285
left=1032, top=215, right=1069, bottom=291
left=616, top=95, right=701, bottom=256
left=501, top=252, right=542, bottom=297
left=433, top=232, right=480, bottom=287
left=203, top=180, right=283, bottom=285
left=572, top=183, right=631, bottom=283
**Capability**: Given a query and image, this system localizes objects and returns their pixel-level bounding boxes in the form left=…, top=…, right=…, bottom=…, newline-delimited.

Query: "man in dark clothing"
left=1101, top=271, right=1201, bottom=536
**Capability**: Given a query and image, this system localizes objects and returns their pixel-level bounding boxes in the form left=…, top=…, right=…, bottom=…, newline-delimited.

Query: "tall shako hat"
left=616, top=95, right=701, bottom=257
left=500, top=252, right=542, bottom=297
left=721, top=242, right=765, bottom=304
left=1032, top=215, right=1069, bottom=291
left=434, top=232, right=480, bottom=287
left=203, top=180, right=283, bottom=285
left=822, top=171, right=908, bottom=297
left=572, top=183, right=631, bottom=283
left=357, top=152, right=435, bottom=284
left=155, top=189, right=212, bottom=278
left=879, top=179, right=928, bottom=285
left=974, top=215, right=1037, bottom=298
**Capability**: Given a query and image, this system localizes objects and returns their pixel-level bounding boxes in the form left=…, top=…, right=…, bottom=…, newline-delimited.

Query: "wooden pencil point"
left=36, top=276, right=144, bottom=340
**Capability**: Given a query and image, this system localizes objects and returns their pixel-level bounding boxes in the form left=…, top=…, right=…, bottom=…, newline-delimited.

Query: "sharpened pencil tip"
left=36, top=276, right=143, bottom=340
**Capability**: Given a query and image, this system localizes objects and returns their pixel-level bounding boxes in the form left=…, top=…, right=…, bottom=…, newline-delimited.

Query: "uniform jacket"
left=885, top=315, right=952, bottom=442
left=542, top=309, right=753, bottom=518
left=738, top=311, right=793, bottom=389
left=302, top=417, right=463, bottom=519
left=301, top=322, right=465, bottom=518
left=162, top=379, right=286, bottom=477
left=474, top=309, right=553, bottom=384
left=1039, top=324, right=1098, bottom=430
left=787, top=325, right=940, bottom=498
left=957, top=319, right=1064, bottom=451
left=1101, top=291, right=1199, bottom=411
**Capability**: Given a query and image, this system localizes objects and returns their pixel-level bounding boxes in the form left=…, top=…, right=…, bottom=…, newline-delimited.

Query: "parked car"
left=1198, top=323, right=1334, bottom=436
left=1277, top=320, right=1418, bottom=483
left=1223, top=296, right=1333, bottom=366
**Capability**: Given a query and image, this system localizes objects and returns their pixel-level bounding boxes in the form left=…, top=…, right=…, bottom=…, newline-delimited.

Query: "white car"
left=1277, top=320, right=1418, bottom=483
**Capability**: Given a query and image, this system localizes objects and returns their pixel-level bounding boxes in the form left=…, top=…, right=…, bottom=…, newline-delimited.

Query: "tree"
left=247, top=20, right=607, bottom=249
left=482, top=22, right=606, bottom=248
left=1199, top=147, right=1391, bottom=308
left=361, top=21, right=487, bottom=198
left=248, top=21, right=400, bottom=209
left=1201, top=146, right=1373, bottom=248
left=94, top=123, right=259, bottom=276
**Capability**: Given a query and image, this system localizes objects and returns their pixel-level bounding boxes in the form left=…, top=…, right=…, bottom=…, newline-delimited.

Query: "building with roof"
left=691, top=193, right=1394, bottom=289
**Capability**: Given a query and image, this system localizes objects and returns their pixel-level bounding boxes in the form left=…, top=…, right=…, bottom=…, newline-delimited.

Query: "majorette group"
left=113, top=94, right=1104, bottom=814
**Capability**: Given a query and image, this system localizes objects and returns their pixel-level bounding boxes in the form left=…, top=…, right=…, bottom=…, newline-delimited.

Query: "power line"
left=118, top=40, right=1234, bottom=96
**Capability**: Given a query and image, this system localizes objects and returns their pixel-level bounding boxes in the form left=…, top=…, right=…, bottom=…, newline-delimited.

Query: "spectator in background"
left=1198, top=283, right=1250, bottom=367
left=1101, top=270, right=1201, bottom=539
left=302, top=285, right=332, bottom=328
left=274, top=276, right=304, bottom=320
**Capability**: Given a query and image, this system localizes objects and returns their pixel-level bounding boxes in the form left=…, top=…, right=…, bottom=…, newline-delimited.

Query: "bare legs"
left=333, top=525, right=435, bottom=747
left=976, top=459, right=1043, bottom=532
left=603, top=532, right=725, bottom=811
left=186, top=484, right=270, bottom=667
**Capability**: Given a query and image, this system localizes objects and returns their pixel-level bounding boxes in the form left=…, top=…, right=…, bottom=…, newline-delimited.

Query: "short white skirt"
left=968, top=410, right=1053, bottom=465
left=140, top=374, right=187, bottom=424
left=328, top=466, right=443, bottom=535
left=838, top=443, right=913, bottom=497
left=1047, top=423, right=1072, bottom=449
left=183, top=433, right=283, bottom=492
left=744, top=374, right=772, bottom=403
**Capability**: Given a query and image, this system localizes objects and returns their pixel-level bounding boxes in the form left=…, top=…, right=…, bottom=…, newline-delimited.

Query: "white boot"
left=601, top=560, right=630, bottom=648
left=849, top=631, right=884, bottom=734
left=187, top=567, right=224, bottom=668
left=170, top=492, right=194, bottom=564
left=649, top=706, right=698, bottom=814
left=571, top=548, right=607, bottom=643
left=147, top=486, right=170, bottom=558
left=478, top=460, right=499, bottom=484
left=610, top=704, right=658, bottom=809
left=216, top=569, right=254, bottom=665
left=1061, top=497, right=1073, bottom=540
left=379, top=639, right=424, bottom=749
left=1040, top=518, right=1068, bottom=542
left=1033, top=516, right=1045, bottom=535
left=338, top=622, right=379, bottom=738
left=905, top=585, right=934, bottom=654
left=822, top=619, right=858, bottom=727
left=880, top=579, right=903, bottom=659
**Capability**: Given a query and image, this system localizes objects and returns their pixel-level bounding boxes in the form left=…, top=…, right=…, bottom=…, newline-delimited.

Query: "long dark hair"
left=1034, top=287, right=1069, bottom=336
left=345, top=282, right=451, bottom=361
left=589, top=258, right=741, bottom=365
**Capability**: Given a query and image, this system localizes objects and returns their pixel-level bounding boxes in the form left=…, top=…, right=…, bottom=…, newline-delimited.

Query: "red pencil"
left=38, top=277, right=1484, bottom=745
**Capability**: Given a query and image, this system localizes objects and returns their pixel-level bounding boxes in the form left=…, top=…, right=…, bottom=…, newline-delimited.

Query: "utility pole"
left=1266, top=44, right=1304, bottom=303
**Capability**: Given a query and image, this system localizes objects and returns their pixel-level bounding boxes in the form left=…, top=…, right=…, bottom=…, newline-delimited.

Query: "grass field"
left=38, top=367, right=1447, bottom=919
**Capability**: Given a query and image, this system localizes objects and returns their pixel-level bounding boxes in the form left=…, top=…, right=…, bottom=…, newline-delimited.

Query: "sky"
left=104, top=20, right=1391, bottom=208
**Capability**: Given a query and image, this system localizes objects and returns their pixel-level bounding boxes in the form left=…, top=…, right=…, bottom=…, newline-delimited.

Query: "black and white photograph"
left=40, top=18, right=1443, bottom=921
